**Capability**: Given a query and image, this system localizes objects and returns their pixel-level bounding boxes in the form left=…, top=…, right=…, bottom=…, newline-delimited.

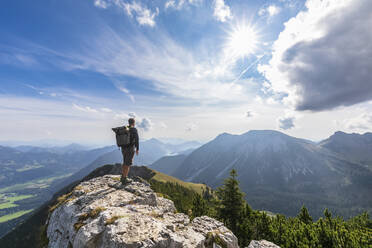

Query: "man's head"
left=128, top=118, right=135, bottom=127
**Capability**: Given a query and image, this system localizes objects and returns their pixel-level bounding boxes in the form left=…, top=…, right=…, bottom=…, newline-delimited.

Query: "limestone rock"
left=46, top=175, right=239, bottom=248
left=247, top=240, right=281, bottom=248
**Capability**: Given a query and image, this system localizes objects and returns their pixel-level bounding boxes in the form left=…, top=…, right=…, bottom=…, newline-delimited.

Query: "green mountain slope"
left=165, top=130, right=372, bottom=218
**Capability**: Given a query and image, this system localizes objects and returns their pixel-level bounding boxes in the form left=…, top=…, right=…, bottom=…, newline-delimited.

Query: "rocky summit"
left=46, top=175, right=239, bottom=248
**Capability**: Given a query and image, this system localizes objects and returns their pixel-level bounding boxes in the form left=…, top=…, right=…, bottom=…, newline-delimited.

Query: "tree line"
left=150, top=169, right=372, bottom=247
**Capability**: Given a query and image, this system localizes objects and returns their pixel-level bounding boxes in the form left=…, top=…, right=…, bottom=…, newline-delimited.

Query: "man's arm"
left=134, top=129, right=139, bottom=154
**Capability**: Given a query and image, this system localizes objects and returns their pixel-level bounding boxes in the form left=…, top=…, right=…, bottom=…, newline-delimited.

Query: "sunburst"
left=225, top=22, right=260, bottom=61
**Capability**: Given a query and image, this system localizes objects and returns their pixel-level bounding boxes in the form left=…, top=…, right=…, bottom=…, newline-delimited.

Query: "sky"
left=0, top=0, right=371, bottom=146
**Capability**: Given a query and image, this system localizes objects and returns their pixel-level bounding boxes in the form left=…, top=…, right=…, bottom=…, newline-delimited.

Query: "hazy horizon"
left=1, top=128, right=370, bottom=148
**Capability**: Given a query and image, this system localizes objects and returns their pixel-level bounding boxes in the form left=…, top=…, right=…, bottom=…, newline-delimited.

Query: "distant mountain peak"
left=216, top=132, right=233, bottom=138
left=145, top=138, right=164, bottom=144
left=243, top=129, right=288, bottom=136
left=331, top=130, right=372, bottom=138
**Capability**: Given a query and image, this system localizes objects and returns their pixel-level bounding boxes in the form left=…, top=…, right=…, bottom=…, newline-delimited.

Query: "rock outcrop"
left=46, top=175, right=239, bottom=248
left=247, top=240, right=280, bottom=248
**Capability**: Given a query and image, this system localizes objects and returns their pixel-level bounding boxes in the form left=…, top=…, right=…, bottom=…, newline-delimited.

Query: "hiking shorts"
left=121, top=146, right=135, bottom=166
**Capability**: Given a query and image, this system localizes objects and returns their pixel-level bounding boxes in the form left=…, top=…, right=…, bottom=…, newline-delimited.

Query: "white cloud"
left=258, top=0, right=372, bottom=111
left=213, top=0, right=232, bottom=22
left=94, top=0, right=108, bottom=8
left=113, top=112, right=152, bottom=131
left=93, top=0, right=158, bottom=27
left=137, top=117, right=153, bottom=131
left=278, top=116, right=295, bottom=130
left=165, top=0, right=176, bottom=9
left=124, top=2, right=159, bottom=27
left=165, top=0, right=202, bottom=10
left=267, top=5, right=281, bottom=16
left=343, top=113, right=372, bottom=131
left=258, top=5, right=281, bottom=17
left=277, top=110, right=299, bottom=130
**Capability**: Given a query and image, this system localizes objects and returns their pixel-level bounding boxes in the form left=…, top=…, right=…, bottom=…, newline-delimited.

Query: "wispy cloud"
left=65, top=25, right=250, bottom=104
left=73, top=103, right=98, bottom=113
left=0, top=52, right=39, bottom=68
left=113, top=82, right=135, bottom=103
left=93, top=0, right=159, bottom=27
left=165, top=0, right=201, bottom=10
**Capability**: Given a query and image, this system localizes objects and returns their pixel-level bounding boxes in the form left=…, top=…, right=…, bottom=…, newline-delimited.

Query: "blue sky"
left=1, top=0, right=372, bottom=146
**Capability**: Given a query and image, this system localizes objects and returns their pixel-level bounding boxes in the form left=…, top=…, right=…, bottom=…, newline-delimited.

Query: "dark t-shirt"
left=124, top=127, right=139, bottom=150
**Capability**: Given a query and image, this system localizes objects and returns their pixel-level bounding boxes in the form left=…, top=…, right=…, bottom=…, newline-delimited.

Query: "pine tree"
left=297, top=205, right=313, bottom=224
left=191, top=193, right=208, bottom=218
left=202, top=187, right=213, bottom=201
left=216, top=169, right=245, bottom=235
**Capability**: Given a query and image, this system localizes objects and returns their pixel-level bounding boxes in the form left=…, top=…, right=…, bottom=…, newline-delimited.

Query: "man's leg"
left=121, top=147, right=128, bottom=181
left=122, top=164, right=130, bottom=178
left=121, top=146, right=134, bottom=183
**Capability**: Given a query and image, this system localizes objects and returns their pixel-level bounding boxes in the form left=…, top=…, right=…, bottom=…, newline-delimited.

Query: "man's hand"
left=136, top=150, right=139, bottom=155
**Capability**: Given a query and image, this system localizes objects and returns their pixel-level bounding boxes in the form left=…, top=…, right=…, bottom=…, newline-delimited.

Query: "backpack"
left=112, top=126, right=131, bottom=147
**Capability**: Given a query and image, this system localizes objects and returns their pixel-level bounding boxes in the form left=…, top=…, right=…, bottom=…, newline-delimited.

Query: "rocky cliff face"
left=46, top=175, right=239, bottom=248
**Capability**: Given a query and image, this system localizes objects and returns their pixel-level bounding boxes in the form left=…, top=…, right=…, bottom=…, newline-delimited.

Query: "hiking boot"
left=121, top=176, right=133, bottom=185
left=120, top=176, right=128, bottom=184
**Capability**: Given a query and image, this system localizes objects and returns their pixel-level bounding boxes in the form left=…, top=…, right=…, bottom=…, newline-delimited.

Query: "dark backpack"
left=112, top=126, right=131, bottom=147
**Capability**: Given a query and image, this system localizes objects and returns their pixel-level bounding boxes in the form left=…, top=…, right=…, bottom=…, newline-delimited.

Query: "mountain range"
left=1, top=130, right=371, bottom=238
left=150, top=130, right=372, bottom=218
left=320, top=131, right=372, bottom=169
left=0, top=130, right=371, bottom=246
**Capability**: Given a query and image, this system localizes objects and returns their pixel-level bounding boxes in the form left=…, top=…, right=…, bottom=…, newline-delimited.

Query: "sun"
left=225, top=23, right=259, bottom=60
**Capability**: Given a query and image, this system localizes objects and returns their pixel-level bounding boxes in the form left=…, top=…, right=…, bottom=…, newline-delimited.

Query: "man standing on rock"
left=121, top=118, right=139, bottom=184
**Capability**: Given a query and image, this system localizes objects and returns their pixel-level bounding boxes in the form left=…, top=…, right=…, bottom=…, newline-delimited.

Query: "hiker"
left=112, top=118, right=139, bottom=184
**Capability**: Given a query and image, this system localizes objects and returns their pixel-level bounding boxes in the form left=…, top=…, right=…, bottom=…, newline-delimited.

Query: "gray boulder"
left=247, top=240, right=281, bottom=248
left=46, top=175, right=239, bottom=248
